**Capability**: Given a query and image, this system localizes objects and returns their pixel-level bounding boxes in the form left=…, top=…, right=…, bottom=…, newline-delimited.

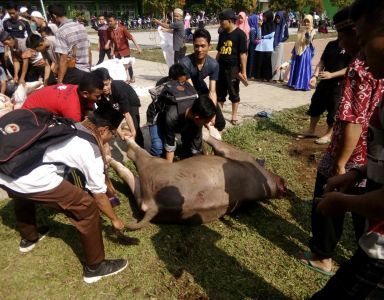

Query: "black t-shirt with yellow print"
left=216, top=27, right=247, bottom=69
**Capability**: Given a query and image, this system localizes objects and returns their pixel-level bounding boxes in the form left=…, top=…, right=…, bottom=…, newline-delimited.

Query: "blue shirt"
left=180, top=54, right=219, bottom=94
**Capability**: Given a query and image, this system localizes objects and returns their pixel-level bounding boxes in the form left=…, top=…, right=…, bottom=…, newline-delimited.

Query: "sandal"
left=230, top=119, right=239, bottom=126
left=129, top=77, right=136, bottom=83
left=296, top=132, right=318, bottom=139
left=298, top=251, right=334, bottom=276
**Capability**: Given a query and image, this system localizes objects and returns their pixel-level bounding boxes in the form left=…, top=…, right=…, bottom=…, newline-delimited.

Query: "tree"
left=329, top=0, right=354, bottom=7
left=232, top=0, right=254, bottom=13
left=269, top=0, right=317, bottom=12
left=143, top=0, right=183, bottom=18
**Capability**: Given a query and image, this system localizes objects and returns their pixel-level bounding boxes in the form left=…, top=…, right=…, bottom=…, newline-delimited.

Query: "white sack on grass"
left=92, top=57, right=136, bottom=81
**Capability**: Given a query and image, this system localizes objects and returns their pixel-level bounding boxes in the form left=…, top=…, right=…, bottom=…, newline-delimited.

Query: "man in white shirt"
left=0, top=104, right=128, bottom=284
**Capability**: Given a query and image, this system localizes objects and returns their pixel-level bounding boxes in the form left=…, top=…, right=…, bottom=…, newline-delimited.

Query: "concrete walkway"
left=91, top=37, right=335, bottom=126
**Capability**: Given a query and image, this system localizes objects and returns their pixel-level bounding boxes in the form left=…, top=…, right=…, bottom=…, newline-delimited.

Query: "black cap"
left=0, top=31, right=11, bottom=43
left=93, top=101, right=124, bottom=130
left=219, top=9, right=238, bottom=21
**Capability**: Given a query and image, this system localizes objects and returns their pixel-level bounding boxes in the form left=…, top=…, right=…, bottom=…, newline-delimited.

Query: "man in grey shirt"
left=48, top=4, right=90, bottom=84
left=154, top=8, right=186, bottom=64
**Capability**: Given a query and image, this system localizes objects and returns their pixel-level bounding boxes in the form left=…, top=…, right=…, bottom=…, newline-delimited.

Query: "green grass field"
left=0, top=106, right=358, bottom=299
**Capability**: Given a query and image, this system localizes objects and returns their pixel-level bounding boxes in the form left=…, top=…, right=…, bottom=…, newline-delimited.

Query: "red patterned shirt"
left=318, top=57, right=384, bottom=178
left=107, top=25, right=133, bottom=57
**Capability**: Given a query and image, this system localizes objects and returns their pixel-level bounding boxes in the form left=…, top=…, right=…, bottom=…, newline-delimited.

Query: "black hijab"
left=261, top=10, right=275, bottom=36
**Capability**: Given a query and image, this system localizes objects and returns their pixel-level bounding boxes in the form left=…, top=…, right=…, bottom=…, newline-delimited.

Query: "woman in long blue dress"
left=287, top=15, right=315, bottom=90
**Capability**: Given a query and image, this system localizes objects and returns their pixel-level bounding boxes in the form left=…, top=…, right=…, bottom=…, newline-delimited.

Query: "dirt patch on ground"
left=288, top=124, right=329, bottom=183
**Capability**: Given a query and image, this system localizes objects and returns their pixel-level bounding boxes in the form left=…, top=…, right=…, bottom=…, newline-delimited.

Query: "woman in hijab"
left=246, top=13, right=259, bottom=78
left=271, top=11, right=289, bottom=81
left=236, top=11, right=250, bottom=42
left=252, top=10, right=275, bottom=81
left=287, top=14, right=316, bottom=90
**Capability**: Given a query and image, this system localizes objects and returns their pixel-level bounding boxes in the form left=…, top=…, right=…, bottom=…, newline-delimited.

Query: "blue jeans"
left=148, top=124, right=164, bottom=157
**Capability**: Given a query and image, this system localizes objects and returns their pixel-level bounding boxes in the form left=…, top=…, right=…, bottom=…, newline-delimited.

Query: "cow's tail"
left=125, top=208, right=158, bottom=231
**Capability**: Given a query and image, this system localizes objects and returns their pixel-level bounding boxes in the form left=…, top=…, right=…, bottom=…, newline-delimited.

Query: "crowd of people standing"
left=1, top=0, right=384, bottom=298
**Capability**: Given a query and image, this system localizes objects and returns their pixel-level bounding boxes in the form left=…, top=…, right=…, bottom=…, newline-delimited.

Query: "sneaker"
left=83, top=259, right=128, bottom=284
left=19, top=226, right=50, bottom=253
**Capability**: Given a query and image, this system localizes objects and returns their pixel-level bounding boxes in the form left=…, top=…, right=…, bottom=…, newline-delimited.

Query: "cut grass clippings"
left=0, top=105, right=359, bottom=299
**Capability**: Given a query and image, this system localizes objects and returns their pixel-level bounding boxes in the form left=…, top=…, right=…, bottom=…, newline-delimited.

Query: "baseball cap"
left=219, top=9, right=239, bottom=21
left=19, top=7, right=28, bottom=14
left=0, top=31, right=11, bottom=43
left=31, top=11, right=45, bottom=20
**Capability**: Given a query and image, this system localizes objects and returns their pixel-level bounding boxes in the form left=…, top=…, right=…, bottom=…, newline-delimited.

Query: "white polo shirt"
left=0, top=136, right=107, bottom=194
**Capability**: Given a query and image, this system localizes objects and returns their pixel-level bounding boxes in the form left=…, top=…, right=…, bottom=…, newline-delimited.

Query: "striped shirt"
left=55, top=19, right=90, bottom=72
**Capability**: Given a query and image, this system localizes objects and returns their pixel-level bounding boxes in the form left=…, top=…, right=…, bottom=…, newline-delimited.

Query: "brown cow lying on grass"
left=109, top=129, right=286, bottom=230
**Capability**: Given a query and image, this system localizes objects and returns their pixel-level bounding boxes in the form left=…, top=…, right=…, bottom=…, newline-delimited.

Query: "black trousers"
left=130, top=106, right=144, bottom=147
left=96, top=48, right=112, bottom=65
left=253, top=51, right=273, bottom=81
left=309, top=172, right=366, bottom=258
left=174, top=46, right=187, bottom=64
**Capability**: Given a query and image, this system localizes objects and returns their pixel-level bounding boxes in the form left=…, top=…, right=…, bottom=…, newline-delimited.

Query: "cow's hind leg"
left=203, top=131, right=252, bottom=161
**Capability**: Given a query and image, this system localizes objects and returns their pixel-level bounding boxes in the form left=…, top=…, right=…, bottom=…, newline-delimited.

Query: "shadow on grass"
left=0, top=199, right=85, bottom=263
left=254, top=116, right=301, bottom=139
left=224, top=194, right=310, bottom=259
left=152, top=223, right=288, bottom=299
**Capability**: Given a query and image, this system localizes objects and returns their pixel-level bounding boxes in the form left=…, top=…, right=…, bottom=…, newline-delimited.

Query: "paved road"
left=90, top=37, right=333, bottom=128
left=87, top=25, right=307, bottom=49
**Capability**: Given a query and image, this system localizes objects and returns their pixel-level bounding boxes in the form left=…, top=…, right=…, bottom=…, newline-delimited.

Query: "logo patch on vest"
left=4, top=123, right=20, bottom=134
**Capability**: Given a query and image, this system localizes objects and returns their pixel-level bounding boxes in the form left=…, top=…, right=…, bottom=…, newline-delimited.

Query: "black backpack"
left=147, top=79, right=198, bottom=125
left=0, top=108, right=78, bottom=178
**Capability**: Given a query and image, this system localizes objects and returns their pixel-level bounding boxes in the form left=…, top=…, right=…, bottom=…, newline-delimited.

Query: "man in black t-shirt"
left=180, top=28, right=226, bottom=131
left=93, top=68, right=144, bottom=147
left=216, top=9, right=247, bottom=125
left=298, top=39, right=352, bottom=144
left=3, top=3, right=31, bottom=39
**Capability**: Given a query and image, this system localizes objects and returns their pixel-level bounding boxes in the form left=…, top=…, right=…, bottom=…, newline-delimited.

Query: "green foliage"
left=329, top=0, right=354, bottom=7
left=232, top=0, right=255, bottom=13
left=143, top=0, right=181, bottom=18
left=269, top=0, right=317, bottom=12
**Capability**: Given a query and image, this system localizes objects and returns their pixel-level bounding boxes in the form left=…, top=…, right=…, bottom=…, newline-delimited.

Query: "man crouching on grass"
left=0, top=105, right=128, bottom=284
